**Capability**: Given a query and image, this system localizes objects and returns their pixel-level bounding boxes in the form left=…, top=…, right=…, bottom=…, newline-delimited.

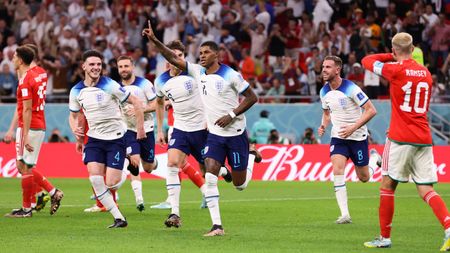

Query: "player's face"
left=169, top=49, right=184, bottom=72
left=82, top=56, right=102, bottom=81
left=199, top=46, right=218, bottom=69
left=321, top=60, right=339, bottom=82
left=117, top=59, right=134, bottom=81
left=12, top=52, right=21, bottom=70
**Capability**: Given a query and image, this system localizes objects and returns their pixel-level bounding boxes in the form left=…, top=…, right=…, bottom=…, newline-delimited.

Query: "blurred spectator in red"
left=428, top=14, right=450, bottom=70
left=239, top=48, right=255, bottom=80
left=347, top=63, right=364, bottom=88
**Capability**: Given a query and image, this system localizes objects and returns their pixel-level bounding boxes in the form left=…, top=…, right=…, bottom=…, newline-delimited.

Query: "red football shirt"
left=362, top=53, right=432, bottom=145
left=17, top=66, right=47, bottom=130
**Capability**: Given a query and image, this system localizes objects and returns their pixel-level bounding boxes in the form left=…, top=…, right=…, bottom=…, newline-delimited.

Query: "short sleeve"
left=230, top=71, right=250, bottom=94
left=69, top=87, right=81, bottom=112
left=20, top=75, right=33, bottom=100
left=143, top=79, right=157, bottom=101
left=154, top=76, right=165, bottom=98
left=350, top=85, right=369, bottom=107
left=108, top=81, right=130, bottom=103
left=319, top=88, right=328, bottom=110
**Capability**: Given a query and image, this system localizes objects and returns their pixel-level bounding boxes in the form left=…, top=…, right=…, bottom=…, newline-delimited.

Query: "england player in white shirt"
left=143, top=21, right=261, bottom=236
left=318, top=55, right=380, bottom=224
left=69, top=50, right=145, bottom=228
left=117, top=55, right=158, bottom=211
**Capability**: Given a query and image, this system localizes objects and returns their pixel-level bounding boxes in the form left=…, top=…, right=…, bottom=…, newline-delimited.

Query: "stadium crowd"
left=0, top=0, right=449, bottom=103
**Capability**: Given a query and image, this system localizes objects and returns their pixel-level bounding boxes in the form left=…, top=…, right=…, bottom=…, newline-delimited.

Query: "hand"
left=338, top=125, right=357, bottom=138
left=156, top=130, right=166, bottom=145
left=124, top=104, right=135, bottom=117
left=24, top=137, right=34, bottom=152
left=129, top=155, right=140, bottom=168
left=136, top=127, right=146, bottom=140
left=142, top=20, right=156, bottom=40
left=215, top=114, right=233, bottom=128
left=318, top=125, right=326, bottom=137
left=75, top=141, right=84, bottom=154
left=73, top=126, right=85, bottom=141
left=3, top=130, right=14, bottom=144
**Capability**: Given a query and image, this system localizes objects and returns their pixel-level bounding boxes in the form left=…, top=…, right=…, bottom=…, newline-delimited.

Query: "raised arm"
left=361, top=53, right=395, bottom=73
left=142, top=20, right=187, bottom=71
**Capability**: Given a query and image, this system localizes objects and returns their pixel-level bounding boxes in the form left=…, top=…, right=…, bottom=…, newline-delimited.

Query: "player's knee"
left=142, top=160, right=157, bottom=173
left=359, top=175, right=370, bottom=183
left=106, top=173, right=127, bottom=190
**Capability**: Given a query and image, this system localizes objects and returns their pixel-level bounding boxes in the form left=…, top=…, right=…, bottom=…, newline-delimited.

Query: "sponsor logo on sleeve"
left=373, top=61, right=384, bottom=75
left=21, top=88, right=28, bottom=97
left=356, top=92, right=365, bottom=101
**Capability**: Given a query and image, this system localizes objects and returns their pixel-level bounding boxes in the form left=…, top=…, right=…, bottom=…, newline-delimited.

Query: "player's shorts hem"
left=30, top=128, right=45, bottom=131
left=388, top=174, right=409, bottom=183
left=330, top=152, right=349, bottom=159
left=18, top=159, right=35, bottom=168
left=413, top=180, right=437, bottom=185
left=388, top=138, right=432, bottom=147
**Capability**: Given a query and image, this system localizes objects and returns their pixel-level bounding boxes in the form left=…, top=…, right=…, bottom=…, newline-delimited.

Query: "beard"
left=120, top=72, right=132, bottom=81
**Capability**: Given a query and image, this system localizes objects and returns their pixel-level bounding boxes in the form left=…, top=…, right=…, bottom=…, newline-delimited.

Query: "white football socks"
left=89, top=175, right=124, bottom=220
left=334, top=174, right=349, bottom=217
left=131, top=180, right=143, bottom=204
left=205, top=172, right=221, bottom=225
left=166, top=166, right=181, bottom=216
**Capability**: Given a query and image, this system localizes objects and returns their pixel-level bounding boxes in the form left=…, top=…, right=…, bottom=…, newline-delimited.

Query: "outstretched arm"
left=142, top=20, right=186, bottom=71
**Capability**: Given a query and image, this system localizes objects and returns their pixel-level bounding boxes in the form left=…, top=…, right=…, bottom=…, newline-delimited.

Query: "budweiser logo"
left=0, top=156, right=19, bottom=178
left=258, top=145, right=447, bottom=182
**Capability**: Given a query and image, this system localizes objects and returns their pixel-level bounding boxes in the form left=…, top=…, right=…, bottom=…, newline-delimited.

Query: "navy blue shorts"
left=124, top=130, right=155, bottom=164
left=83, top=136, right=126, bottom=170
left=330, top=137, right=369, bottom=167
left=204, top=131, right=249, bottom=171
left=169, top=128, right=207, bottom=164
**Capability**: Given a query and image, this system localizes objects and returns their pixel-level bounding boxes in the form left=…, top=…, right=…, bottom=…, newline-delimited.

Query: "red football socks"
left=423, top=190, right=450, bottom=229
left=21, top=174, right=34, bottom=209
left=181, top=163, right=204, bottom=188
left=379, top=188, right=395, bottom=238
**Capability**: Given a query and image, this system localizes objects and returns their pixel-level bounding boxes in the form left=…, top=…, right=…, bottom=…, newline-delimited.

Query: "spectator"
left=48, top=128, right=69, bottom=143
left=428, top=14, right=450, bottom=70
left=239, top=48, right=255, bottom=81
left=251, top=110, right=276, bottom=144
left=312, top=0, right=333, bottom=30
left=364, top=53, right=381, bottom=99
left=267, top=129, right=291, bottom=145
left=265, top=78, right=285, bottom=103
left=0, top=63, right=16, bottom=98
left=347, top=63, right=364, bottom=88
left=300, top=127, right=319, bottom=144
left=248, top=77, right=265, bottom=96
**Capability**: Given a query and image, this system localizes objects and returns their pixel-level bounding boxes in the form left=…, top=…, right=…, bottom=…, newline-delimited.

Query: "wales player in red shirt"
left=4, top=46, right=63, bottom=218
left=362, top=32, right=450, bottom=251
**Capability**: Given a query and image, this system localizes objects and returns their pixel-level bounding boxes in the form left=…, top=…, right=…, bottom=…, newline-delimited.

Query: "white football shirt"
left=186, top=62, right=249, bottom=137
left=69, top=76, right=129, bottom=140
left=320, top=79, right=369, bottom=141
left=121, top=76, right=156, bottom=133
left=154, top=70, right=206, bottom=132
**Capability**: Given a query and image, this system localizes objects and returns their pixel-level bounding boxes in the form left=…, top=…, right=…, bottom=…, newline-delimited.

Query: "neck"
left=329, top=76, right=342, bottom=89
left=395, top=54, right=412, bottom=62
left=17, top=65, right=30, bottom=77
left=206, top=62, right=220, bottom=74
left=85, top=75, right=100, bottom=86
left=122, top=75, right=135, bottom=86
left=169, top=68, right=182, bottom=76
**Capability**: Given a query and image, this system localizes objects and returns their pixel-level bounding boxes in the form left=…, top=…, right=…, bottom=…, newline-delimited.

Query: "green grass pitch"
left=1, top=178, right=449, bottom=253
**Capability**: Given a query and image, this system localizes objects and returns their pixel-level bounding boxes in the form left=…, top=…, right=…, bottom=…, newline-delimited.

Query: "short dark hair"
left=323, top=55, right=343, bottom=69
left=16, top=46, right=34, bottom=65
left=166, top=40, right=186, bottom=54
left=200, top=41, right=219, bottom=52
left=260, top=110, right=269, bottom=118
left=117, top=55, right=133, bottom=63
left=82, top=50, right=104, bottom=62
left=23, top=43, right=38, bottom=61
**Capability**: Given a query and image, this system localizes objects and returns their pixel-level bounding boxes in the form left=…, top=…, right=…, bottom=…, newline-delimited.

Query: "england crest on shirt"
left=184, top=80, right=193, bottom=95
left=338, top=97, right=347, bottom=108
left=215, top=81, right=224, bottom=93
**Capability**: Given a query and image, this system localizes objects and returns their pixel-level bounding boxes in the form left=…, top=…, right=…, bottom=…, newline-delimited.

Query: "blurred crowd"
left=0, top=0, right=449, bottom=103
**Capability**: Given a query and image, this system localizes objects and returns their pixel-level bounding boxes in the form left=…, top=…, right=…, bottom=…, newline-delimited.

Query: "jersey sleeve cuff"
left=239, top=83, right=250, bottom=94
left=120, top=92, right=131, bottom=103
left=359, top=98, right=369, bottom=107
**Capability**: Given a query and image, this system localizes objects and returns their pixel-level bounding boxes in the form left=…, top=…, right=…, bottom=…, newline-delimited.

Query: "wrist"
left=228, top=111, right=236, bottom=119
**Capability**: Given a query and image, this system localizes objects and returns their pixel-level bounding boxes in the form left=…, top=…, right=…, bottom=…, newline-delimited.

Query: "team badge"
left=330, top=145, right=335, bottom=152
left=96, top=93, right=104, bottom=102
left=126, top=147, right=132, bottom=155
left=215, top=81, right=224, bottom=91
left=203, top=146, right=209, bottom=154
left=169, top=139, right=176, bottom=146
left=338, top=98, right=347, bottom=107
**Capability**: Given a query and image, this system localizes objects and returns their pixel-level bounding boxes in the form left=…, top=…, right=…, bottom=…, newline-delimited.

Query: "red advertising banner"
left=1, top=143, right=449, bottom=182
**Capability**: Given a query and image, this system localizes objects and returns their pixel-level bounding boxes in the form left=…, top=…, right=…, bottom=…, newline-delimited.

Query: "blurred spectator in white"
left=364, top=60, right=381, bottom=99
left=300, top=127, right=319, bottom=144
left=77, top=16, right=91, bottom=50
left=58, top=25, right=79, bottom=50
left=12, top=0, right=30, bottom=32
left=33, top=8, right=54, bottom=44
left=53, top=13, right=69, bottom=40
left=155, top=0, right=179, bottom=44
left=134, top=57, right=148, bottom=77
left=287, top=0, right=305, bottom=19
left=430, top=74, right=446, bottom=103
left=68, top=0, right=85, bottom=28
left=299, top=19, right=316, bottom=52
left=124, top=13, right=145, bottom=50
left=382, top=13, right=402, bottom=51
left=2, top=35, right=17, bottom=57
left=244, top=19, right=266, bottom=58
left=266, top=78, right=285, bottom=103
left=420, top=4, right=439, bottom=39
left=255, top=1, right=271, bottom=36
left=312, top=0, right=333, bottom=31
left=0, top=50, right=15, bottom=73
left=0, top=63, right=17, bottom=98
left=317, top=33, right=332, bottom=57
left=249, top=77, right=265, bottom=96
left=428, top=14, right=450, bottom=70
left=92, top=0, right=112, bottom=26
left=268, top=129, right=291, bottom=145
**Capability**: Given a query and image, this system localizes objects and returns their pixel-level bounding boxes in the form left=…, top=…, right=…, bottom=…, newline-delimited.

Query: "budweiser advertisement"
left=0, top=143, right=449, bottom=182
